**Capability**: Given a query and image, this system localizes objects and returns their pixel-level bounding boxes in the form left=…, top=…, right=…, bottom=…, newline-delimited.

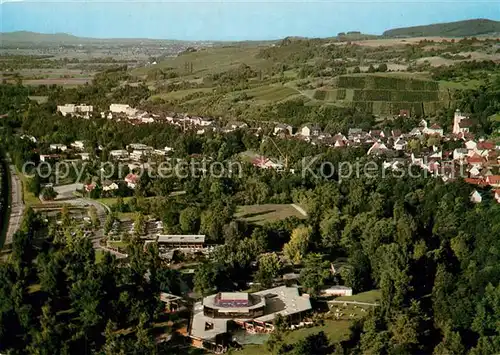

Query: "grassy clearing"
left=229, top=319, right=352, bottom=355
left=17, top=171, right=40, bottom=206
left=236, top=204, right=306, bottom=225
left=439, top=79, right=483, bottom=90
left=336, top=289, right=381, bottom=303
left=95, top=250, right=105, bottom=263
left=28, top=96, right=48, bottom=104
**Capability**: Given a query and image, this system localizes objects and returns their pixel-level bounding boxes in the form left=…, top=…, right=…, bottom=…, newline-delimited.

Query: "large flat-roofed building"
left=203, top=292, right=266, bottom=319
left=157, top=235, right=205, bottom=248
left=57, top=104, right=93, bottom=117
left=189, top=286, right=312, bottom=351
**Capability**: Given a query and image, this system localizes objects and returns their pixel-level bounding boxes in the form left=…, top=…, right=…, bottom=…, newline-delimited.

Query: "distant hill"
left=0, top=31, right=195, bottom=46
left=383, top=19, right=500, bottom=38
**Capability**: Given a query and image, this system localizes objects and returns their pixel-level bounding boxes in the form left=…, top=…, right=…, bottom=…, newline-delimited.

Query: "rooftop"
left=157, top=235, right=206, bottom=244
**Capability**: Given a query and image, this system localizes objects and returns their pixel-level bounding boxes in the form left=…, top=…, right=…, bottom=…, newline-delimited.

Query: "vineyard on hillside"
left=313, top=74, right=448, bottom=116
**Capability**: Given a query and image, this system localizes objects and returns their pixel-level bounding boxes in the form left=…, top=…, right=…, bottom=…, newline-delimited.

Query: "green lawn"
left=228, top=320, right=352, bottom=355
left=95, top=250, right=105, bottom=263
left=336, top=289, right=381, bottom=303
left=236, top=204, right=306, bottom=225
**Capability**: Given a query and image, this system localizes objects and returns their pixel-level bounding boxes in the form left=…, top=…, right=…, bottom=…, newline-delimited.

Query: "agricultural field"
left=242, top=85, right=299, bottom=103
left=236, top=204, right=306, bottom=225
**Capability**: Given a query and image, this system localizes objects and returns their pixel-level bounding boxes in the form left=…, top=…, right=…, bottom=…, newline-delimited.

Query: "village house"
left=84, top=183, right=96, bottom=193
left=125, top=173, right=139, bottom=189
left=127, top=143, right=153, bottom=151
left=40, top=154, right=60, bottom=162
left=367, top=142, right=389, bottom=156
left=274, top=124, right=293, bottom=136
left=394, top=138, right=407, bottom=151
left=423, top=124, right=444, bottom=137
left=467, top=154, right=485, bottom=168
left=391, top=129, right=402, bottom=138
left=486, top=175, right=500, bottom=187
left=109, top=149, right=129, bottom=159
left=453, top=109, right=473, bottom=136
left=453, top=148, right=468, bottom=161
left=369, top=130, right=385, bottom=139
left=225, top=121, right=249, bottom=132
left=71, top=141, right=85, bottom=150
left=470, top=190, right=483, bottom=204
left=465, top=140, right=477, bottom=151
left=49, top=144, right=67, bottom=152
left=20, top=134, right=37, bottom=143
left=79, top=153, right=90, bottom=161
left=348, top=128, right=366, bottom=140
left=102, top=180, right=119, bottom=192
left=299, top=124, right=321, bottom=138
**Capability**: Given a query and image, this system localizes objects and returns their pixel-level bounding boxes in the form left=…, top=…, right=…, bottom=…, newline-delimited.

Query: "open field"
left=236, top=204, right=306, bottom=225
left=347, top=36, right=492, bottom=47
left=22, top=78, right=92, bottom=86
left=228, top=319, right=352, bottom=355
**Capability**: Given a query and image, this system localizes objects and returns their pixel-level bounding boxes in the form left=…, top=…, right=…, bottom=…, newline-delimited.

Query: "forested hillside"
left=383, top=19, right=500, bottom=38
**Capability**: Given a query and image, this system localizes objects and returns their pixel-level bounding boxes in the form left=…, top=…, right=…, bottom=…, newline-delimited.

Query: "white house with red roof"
left=486, top=175, right=500, bottom=187
left=423, top=124, right=443, bottom=137
left=125, top=173, right=139, bottom=189
left=367, top=142, right=389, bottom=156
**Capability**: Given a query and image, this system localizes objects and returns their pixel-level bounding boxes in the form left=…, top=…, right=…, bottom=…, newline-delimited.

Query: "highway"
left=5, top=159, right=25, bottom=246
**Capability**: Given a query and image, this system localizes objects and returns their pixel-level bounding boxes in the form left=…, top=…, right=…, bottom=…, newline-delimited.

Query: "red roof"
left=125, top=173, right=139, bottom=183
left=486, top=175, right=500, bottom=185
left=467, top=154, right=484, bottom=164
left=459, top=119, right=473, bottom=128
left=430, top=124, right=442, bottom=129
left=465, top=178, right=488, bottom=186
left=477, top=141, right=495, bottom=150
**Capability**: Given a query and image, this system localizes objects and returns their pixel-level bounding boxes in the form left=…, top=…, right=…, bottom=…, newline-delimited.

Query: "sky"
left=1, top=0, right=500, bottom=41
